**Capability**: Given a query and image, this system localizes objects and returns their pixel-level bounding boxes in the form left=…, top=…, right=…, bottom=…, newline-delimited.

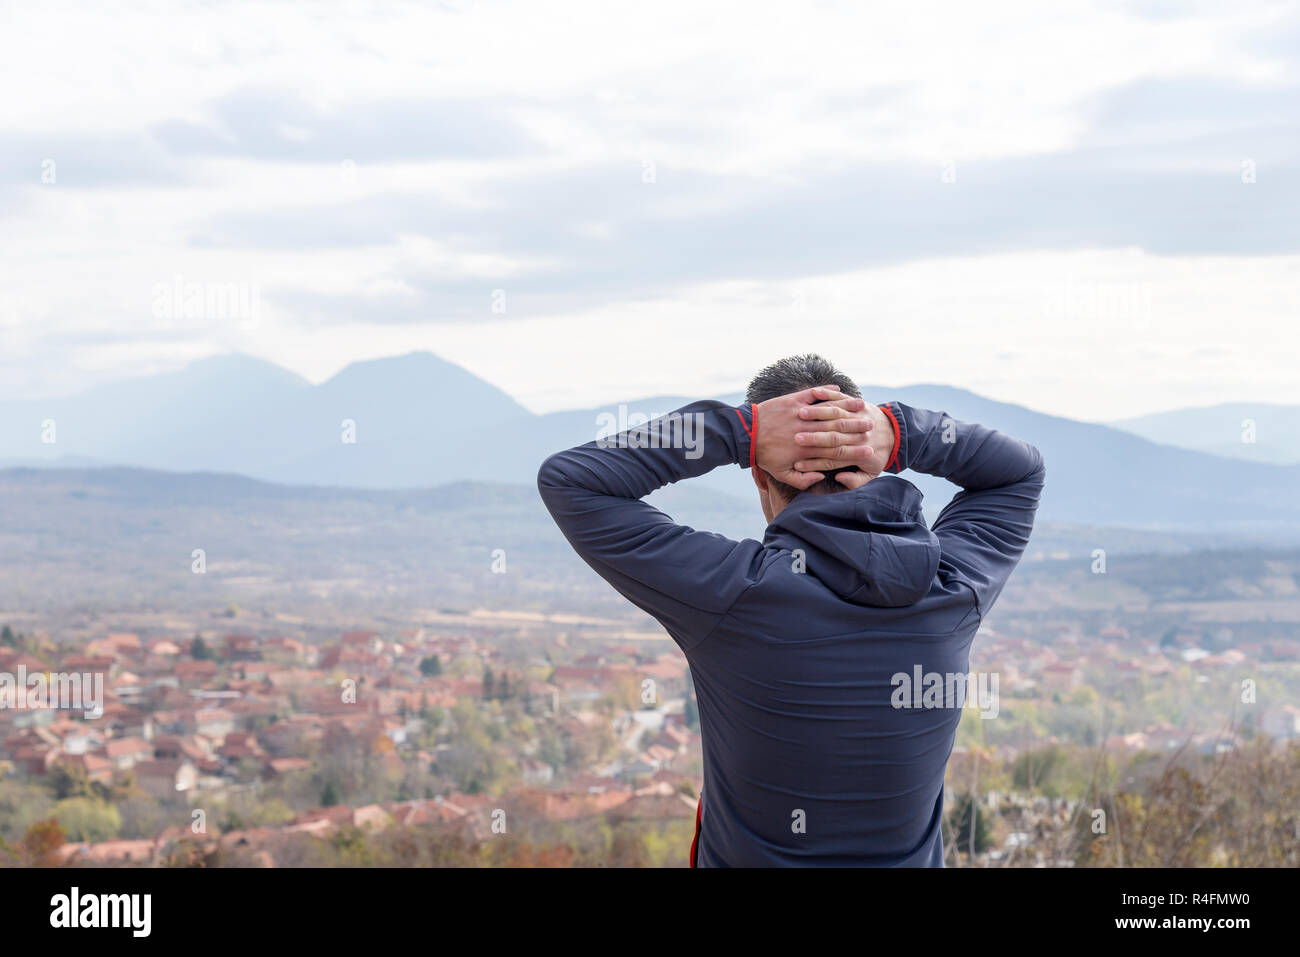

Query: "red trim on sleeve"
left=878, top=403, right=902, bottom=473
left=689, top=794, right=702, bottom=868
left=734, top=404, right=757, bottom=470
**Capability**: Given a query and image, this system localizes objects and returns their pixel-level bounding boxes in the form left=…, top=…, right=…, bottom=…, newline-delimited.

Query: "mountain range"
left=3, top=351, right=1298, bottom=537
left=1110, top=403, right=1300, bottom=466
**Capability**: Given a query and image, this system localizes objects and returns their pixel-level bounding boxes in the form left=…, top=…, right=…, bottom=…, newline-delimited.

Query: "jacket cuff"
left=732, top=403, right=757, bottom=470
left=878, top=402, right=903, bottom=473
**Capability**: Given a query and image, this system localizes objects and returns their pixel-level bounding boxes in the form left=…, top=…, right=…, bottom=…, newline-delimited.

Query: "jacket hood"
left=763, top=474, right=939, bottom=607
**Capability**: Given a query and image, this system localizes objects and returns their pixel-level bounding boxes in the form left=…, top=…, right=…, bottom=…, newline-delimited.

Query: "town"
left=2, top=572, right=1297, bottom=868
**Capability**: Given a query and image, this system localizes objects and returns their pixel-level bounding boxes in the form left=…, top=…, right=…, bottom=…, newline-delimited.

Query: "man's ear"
left=751, top=467, right=772, bottom=492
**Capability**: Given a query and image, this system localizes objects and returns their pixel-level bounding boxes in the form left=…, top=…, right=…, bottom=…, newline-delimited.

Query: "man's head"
left=746, top=354, right=861, bottom=515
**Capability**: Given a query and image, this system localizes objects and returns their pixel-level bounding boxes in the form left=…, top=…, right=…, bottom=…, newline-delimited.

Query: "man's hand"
left=797, top=402, right=895, bottom=489
left=753, top=385, right=875, bottom=490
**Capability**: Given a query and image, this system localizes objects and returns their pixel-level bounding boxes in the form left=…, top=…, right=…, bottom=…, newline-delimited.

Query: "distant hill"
left=0, top=351, right=530, bottom=484
left=1111, top=402, right=1300, bottom=465
left=3, top=353, right=1300, bottom=535
left=0, top=467, right=1263, bottom=617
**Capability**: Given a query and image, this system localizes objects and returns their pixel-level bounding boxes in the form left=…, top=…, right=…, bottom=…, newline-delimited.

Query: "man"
left=538, top=354, right=1045, bottom=866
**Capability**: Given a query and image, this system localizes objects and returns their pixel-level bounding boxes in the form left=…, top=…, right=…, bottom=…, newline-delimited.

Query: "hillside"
left=3, top=353, right=1299, bottom=534
left=0, top=466, right=1280, bottom=623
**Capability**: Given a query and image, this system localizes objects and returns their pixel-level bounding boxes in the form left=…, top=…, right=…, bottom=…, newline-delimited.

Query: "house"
left=53, top=722, right=106, bottom=756
left=193, top=707, right=236, bottom=739
left=9, top=743, right=59, bottom=775
left=54, top=752, right=114, bottom=786
left=354, top=804, right=393, bottom=830
left=262, top=637, right=306, bottom=661
left=145, top=638, right=181, bottom=657
left=341, top=630, right=382, bottom=653
left=606, top=789, right=697, bottom=822
left=621, top=751, right=666, bottom=779
left=639, top=656, right=689, bottom=698
left=1261, top=705, right=1300, bottom=739
left=525, top=681, right=561, bottom=715
left=173, top=660, right=219, bottom=682
left=385, top=799, right=446, bottom=827
left=101, top=707, right=153, bottom=741
left=152, top=734, right=222, bottom=772
left=83, top=638, right=124, bottom=659
left=552, top=679, right=603, bottom=707
left=514, top=787, right=631, bottom=822
left=59, top=654, right=114, bottom=673
left=150, top=710, right=187, bottom=735
left=86, top=634, right=141, bottom=660
left=106, top=633, right=142, bottom=655
left=134, top=759, right=199, bottom=798
left=292, top=805, right=357, bottom=832
left=59, top=839, right=159, bottom=866
left=651, top=724, right=693, bottom=753
left=217, top=731, right=265, bottom=764
left=104, top=737, right=154, bottom=770
left=261, top=715, right=326, bottom=754
left=223, top=634, right=262, bottom=661
left=1041, top=662, right=1082, bottom=692
left=263, top=757, right=312, bottom=778
left=519, top=757, right=554, bottom=785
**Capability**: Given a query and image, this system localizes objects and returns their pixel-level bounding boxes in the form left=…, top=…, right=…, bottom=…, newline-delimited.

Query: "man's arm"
left=537, top=389, right=874, bottom=650
left=819, top=403, right=1044, bottom=615
left=883, top=402, right=1046, bottom=615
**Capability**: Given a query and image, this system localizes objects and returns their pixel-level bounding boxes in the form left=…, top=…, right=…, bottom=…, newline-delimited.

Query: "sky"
left=1, top=0, right=1297, bottom=420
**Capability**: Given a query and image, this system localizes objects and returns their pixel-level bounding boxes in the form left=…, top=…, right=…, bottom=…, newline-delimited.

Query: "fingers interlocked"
left=792, top=392, right=873, bottom=472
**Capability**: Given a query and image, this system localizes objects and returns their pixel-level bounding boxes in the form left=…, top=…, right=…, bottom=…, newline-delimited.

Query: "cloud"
left=210, top=136, right=1300, bottom=327
left=2, top=0, right=1298, bottom=417
left=152, top=89, right=539, bottom=162
left=0, top=132, right=189, bottom=187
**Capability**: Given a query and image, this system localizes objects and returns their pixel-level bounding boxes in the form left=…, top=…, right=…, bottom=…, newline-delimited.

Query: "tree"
left=608, top=826, right=651, bottom=867
left=1013, top=744, right=1066, bottom=795
left=51, top=797, right=121, bottom=843
left=419, top=655, right=442, bottom=677
left=49, top=763, right=94, bottom=801
left=320, top=781, right=340, bottom=807
left=1, top=624, right=15, bottom=647
left=21, top=818, right=65, bottom=867
left=949, top=792, right=992, bottom=855
left=482, top=667, right=495, bottom=700
left=190, top=635, right=213, bottom=661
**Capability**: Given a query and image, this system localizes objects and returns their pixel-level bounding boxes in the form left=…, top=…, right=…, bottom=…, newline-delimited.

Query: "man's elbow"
left=537, top=451, right=579, bottom=508
left=1026, top=445, right=1047, bottom=493
left=536, top=452, right=564, bottom=495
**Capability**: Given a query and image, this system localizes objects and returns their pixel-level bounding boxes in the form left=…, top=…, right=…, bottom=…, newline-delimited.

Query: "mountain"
left=1110, top=402, right=1300, bottom=465
left=0, top=351, right=529, bottom=485
left=3, top=353, right=1300, bottom=536
left=0, top=353, right=309, bottom=470
left=855, top=386, right=1299, bottom=533
left=253, top=352, right=532, bottom=486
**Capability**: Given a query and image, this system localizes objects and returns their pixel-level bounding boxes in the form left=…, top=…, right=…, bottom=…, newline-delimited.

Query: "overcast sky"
left=2, top=0, right=1297, bottom=419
